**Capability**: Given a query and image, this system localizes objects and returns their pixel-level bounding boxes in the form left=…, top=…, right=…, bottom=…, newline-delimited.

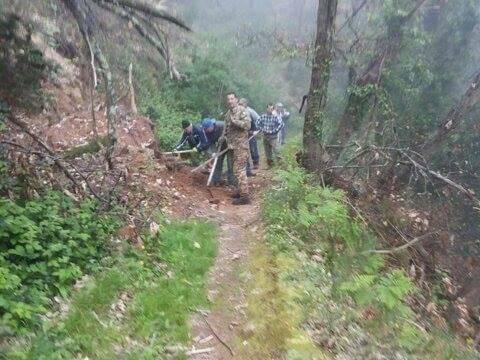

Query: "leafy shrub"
left=137, top=86, right=197, bottom=151
left=0, top=192, right=117, bottom=334
left=167, top=41, right=279, bottom=115
left=8, top=219, right=217, bottom=359
left=260, top=159, right=433, bottom=354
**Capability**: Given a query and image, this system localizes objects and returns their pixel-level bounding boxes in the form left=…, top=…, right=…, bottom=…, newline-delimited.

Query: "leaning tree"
left=59, top=0, right=191, bottom=169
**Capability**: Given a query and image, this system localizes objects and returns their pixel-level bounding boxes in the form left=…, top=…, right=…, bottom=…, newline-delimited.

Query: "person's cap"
left=276, top=102, right=284, bottom=108
left=181, top=120, right=191, bottom=129
left=201, top=118, right=215, bottom=129
left=239, top=98, right=248, bottom=106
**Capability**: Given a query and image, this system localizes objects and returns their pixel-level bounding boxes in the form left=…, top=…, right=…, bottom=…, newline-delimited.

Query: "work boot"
left=232, top=195, right=251, bottom=205
left=230, top=192, right=241, bottom=199
left=253, top=163, right=259, bottom=170
left=247, top=170, right=256, bottom=177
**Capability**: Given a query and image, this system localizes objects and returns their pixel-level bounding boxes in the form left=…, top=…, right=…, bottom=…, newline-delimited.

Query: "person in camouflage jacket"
left=222, top=91, right=251, bottom=205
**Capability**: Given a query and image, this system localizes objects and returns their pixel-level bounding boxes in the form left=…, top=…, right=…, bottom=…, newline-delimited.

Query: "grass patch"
left=240, top=242, right=326, bottom=359
left=6, top=220, right=217, bottom=359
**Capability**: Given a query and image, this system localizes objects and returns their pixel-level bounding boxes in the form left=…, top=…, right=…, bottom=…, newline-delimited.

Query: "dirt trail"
left=170, top=166, right=268, bottom=359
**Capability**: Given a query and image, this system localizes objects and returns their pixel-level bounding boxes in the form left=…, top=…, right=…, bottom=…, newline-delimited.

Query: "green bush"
left=0, top=192, right=117, bottom=334
left=260, top=156, right=474, bottom=356
left=8, top=219, right=217, bottom=359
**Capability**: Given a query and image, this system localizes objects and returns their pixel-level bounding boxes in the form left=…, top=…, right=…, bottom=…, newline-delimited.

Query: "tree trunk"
left=390, top=70, right=480, bottom=190
left=333, top=0, right=427, bottom=146
left=302, top=0, right=338, bottom=172
left=93, top=43, right=117, bottom=170
left=61, top=0, right=117, bottom=169
left=420, top=70, right=480, bottom=161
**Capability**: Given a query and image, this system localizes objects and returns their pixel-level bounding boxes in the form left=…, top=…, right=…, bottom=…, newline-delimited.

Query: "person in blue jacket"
left=174, top=120, right=209, bottom=152
left=201, top=116, right=235, bottom=186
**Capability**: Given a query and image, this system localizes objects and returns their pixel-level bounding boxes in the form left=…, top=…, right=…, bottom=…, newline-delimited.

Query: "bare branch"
left=1, top=137, right=105, bottom=203
left=362, top=232, right=438, bottom=255
left=97, top=2, right=185, bottom=81
left=337, top=0, right=367, bottom=34
left=420, top=70, right=480, bottom=160
left=5, top=113, right=80, bottom=186
left=85, top=32, right=98, bottom=88
left=91, top=41, right=117, bottom=170
left=95, top=0, right=191, bottom=31
left=128, top=63, right=138, bottom=115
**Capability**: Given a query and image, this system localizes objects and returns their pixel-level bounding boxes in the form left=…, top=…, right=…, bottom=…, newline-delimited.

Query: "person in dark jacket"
left=201, top=117, right=223, bottom=152
left=174, top=120, right=209, bottom=152
left=201, top=117, right=235, bottom=186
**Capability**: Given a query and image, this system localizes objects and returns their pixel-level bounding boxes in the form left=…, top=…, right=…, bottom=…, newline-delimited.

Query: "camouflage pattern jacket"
left=223, top=105, right=251, bottom=150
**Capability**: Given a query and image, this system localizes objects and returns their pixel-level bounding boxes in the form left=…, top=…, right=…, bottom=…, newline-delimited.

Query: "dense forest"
left=1, top=0, right=480, bottom=358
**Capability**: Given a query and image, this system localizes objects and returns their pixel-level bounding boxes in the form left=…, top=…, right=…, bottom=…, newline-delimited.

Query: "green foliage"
left=340, top=269, right=413, bottom=316
left=0, top=192, right=117, bottom=334
left=129, top=221, right=217, bottom=347
left=258, top=152, right=476, bottom=357
left=135, top=39, right=281, bottom=151
left=8, top=219, right=217, bottom=359
left=170, top=41, right=278, bottom=114
left=135, top=62, right=198, bottom=151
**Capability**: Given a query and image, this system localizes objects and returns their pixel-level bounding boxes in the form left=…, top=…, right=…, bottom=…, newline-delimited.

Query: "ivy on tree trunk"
left=302, top=0, right=338, bottom=172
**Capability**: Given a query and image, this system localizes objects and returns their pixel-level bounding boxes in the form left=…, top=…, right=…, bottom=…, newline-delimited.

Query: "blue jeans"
left=211, top=143, right=235, bottom=185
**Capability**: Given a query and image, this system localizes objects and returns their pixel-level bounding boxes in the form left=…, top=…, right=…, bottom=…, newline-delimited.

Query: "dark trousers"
left=249, top=136, right=259, bottom=165
left=211, top=143, right=235, bottom=185
left=278, top=120, right=287, bottom=145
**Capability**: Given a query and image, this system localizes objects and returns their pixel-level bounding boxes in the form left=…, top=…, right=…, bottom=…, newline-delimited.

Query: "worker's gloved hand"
left=253, top=130, right=261, bottom=136
left=218, top=136, right=226, bottom=145
left=193, top=147, right=199, bottom=153
left=211, top=152, right=216, bottom=158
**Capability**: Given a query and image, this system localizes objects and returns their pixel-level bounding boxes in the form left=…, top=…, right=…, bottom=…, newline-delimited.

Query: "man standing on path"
left=223, top=91, right=251, bottom=205
left=275, top=102, right=290, bottom=145
left=239, top=98, right=260, bottom=170
left=257, top=104, right=284, bottom=168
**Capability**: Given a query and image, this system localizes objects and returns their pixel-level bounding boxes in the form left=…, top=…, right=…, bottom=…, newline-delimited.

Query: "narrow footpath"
left=170, top=166, right=268, bottom=359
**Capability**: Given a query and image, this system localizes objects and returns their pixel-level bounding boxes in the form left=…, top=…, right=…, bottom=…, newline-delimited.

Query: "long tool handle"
left=191, top=131, right=262, bottom=173
left=162, top=149, right=197, bottom=156
left=207, top=156, right=219, bottom=187
left=191, top=148, right=229, bottom=173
